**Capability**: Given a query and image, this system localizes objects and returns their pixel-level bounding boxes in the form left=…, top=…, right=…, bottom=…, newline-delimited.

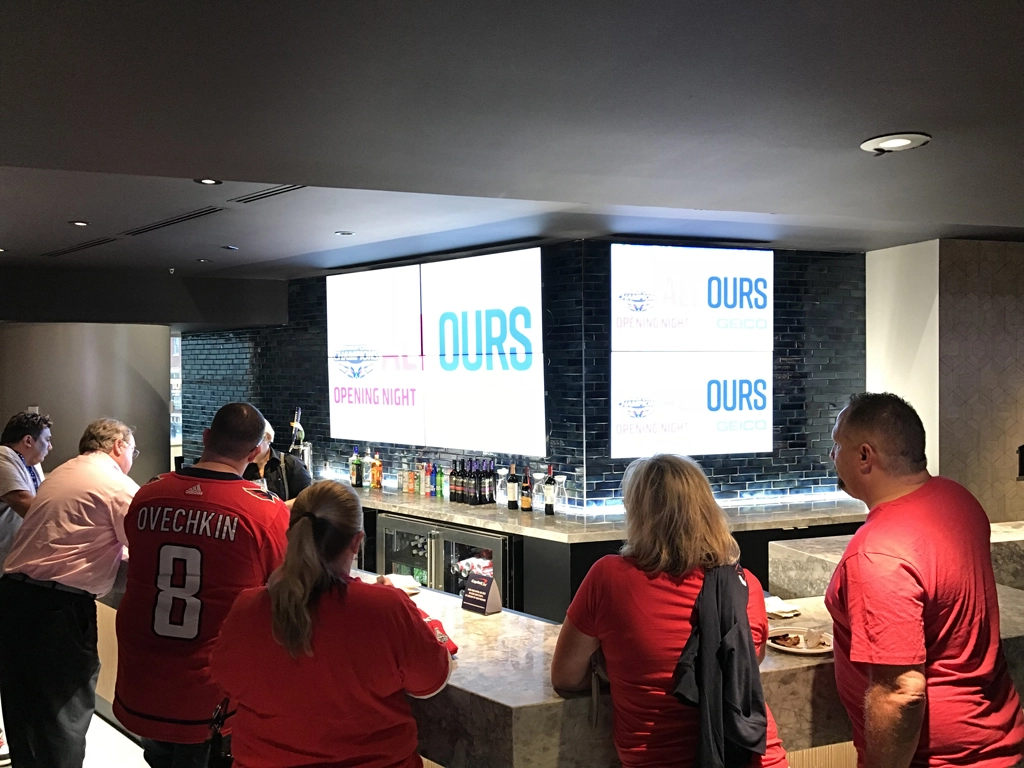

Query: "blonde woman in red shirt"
left=211, top=481, right=451, bottom=768
left=551, top=454, right=788, bottom=768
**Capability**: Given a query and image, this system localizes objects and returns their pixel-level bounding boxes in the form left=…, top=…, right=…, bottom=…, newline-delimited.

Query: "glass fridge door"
left=375, top=515, right=437, bottom=589
left=440, top=527, right=507, bottom=605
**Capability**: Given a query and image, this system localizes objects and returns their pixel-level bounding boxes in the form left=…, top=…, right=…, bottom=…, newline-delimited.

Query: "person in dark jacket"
left=550, top=454, right=788, bottom=768
left=243, top=421, right=312, bottom=504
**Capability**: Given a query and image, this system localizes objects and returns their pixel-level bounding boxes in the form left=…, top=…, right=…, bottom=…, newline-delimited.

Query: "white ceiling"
left=1, top=2, right=1022, bottom=277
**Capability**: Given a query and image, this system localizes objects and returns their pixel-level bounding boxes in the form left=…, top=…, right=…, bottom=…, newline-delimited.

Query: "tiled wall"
left=939, top=240, right=1024, bottom=522
left=182, top=243, right=865, bottom=507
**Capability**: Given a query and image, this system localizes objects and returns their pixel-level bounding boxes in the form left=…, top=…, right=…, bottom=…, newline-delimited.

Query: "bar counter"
left=770, top=521, right=1024, bottom=600
left=96, top=568, right=1024, bottom=767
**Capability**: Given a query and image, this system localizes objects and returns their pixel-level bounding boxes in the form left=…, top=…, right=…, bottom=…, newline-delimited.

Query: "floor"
left=85, top=715, right=147, bottom=768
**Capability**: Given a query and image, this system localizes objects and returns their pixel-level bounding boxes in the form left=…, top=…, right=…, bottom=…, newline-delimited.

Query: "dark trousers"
left=141, top=737, right=211, bottom=768
left=0, top=577, right=99, bottom=768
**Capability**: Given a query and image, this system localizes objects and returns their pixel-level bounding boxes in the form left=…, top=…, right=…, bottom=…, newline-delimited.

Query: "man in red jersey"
left=826, top=393, right=1024, bottom=768
left=114, top=403, right=289, bottom=768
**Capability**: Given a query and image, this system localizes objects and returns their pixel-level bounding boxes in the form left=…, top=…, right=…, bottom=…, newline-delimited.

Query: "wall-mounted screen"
left=327, top=265, right=426, bottom=446
left=610, top=244, right=773, bottom=457
left=326, top=248, right=546, bottom=456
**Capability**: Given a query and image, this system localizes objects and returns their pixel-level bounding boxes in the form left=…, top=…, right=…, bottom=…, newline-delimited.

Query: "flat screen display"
left=610, top=244, right=773, bottom=457
left=326, top=249, right=546, bottom=456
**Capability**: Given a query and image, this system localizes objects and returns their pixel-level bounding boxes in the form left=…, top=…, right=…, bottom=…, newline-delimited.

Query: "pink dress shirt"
left=4, top=451, right=140, bottom=596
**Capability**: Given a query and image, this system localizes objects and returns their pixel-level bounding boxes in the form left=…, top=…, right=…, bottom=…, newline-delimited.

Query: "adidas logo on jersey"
left=184, top=484, right=203, bottom=496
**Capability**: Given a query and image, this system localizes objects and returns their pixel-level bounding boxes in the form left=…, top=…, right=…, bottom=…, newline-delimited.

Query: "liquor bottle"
left=414, top=463, right=421, bottom=495
left=436, top=463, right=445, bottom=498
left=507, top=463, right=520, bottom=510
left=429, top=463, right=437, bottom=497
left=349, top=446, right=363, bottom=488
left=407, top=463, right=416, bottom=494
left=467, top=460, right=478, bottom=505
left=421, top=462, right=430, bottom=496
left=521, top=463, right=533, bottom=512
left=371, top=451, right=383, bottom=489
left=544, top=464, right=556, bottom=515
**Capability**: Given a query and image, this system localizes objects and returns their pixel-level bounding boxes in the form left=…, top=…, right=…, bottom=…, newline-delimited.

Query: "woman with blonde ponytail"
left=211, top=481, right=452, bottom=768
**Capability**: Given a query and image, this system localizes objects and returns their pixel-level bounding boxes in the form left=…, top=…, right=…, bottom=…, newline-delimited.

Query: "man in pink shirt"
left=0, top=418, right=139, bottom=768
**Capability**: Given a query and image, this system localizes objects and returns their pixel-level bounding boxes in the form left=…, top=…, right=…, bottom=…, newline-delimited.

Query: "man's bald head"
left=205, top=403, right=267, bottom=461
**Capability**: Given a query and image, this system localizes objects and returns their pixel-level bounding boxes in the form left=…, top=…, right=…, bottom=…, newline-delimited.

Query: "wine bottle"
left=481, top=459, right=492, bottom=504
left=467, top=460, right=478, bottom=505
left=507, top=463, right=520, bottom=510
left=489, top=459, right=497, bottom=503
left=349, top=446, right=363, bottom=488
left=544, top=464, right=556, bottom=515
left=458, top=459, right=467, bottom=503
left=475, top=460, right=485, bottom=504
left=521, top=463, right=533, bottom=512
left=449, top=460, right=458, bottom=502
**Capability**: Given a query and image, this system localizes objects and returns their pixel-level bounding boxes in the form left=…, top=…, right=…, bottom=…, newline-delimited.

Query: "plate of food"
left=767, top=627, right=833, bottom=655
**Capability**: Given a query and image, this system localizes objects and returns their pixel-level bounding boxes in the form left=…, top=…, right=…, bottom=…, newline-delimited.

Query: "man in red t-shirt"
left=114, top=403, right=289, bottom=768
left=825, top=393, right=1024, bottom=768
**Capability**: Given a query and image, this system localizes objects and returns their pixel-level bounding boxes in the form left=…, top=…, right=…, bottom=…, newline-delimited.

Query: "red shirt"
left=567, top=555, right=788, bottom=768
left=114, top=470, right=290, bottom=742
left=825, top=477, right=1024, bottom=767
left=210, top=580, right=451, bottom=768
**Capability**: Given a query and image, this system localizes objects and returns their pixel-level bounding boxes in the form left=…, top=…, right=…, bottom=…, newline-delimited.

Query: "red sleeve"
left=743, top=568, right=769, bottom=652
left=840, top=552, right=926, bottom=665
left=384, top=589, right=450, bottom=697
left=258, top=501, right=290, bottom=581
left=209, top=591, right=252, bottom=699
left=565, top=556, right=607, bottom=638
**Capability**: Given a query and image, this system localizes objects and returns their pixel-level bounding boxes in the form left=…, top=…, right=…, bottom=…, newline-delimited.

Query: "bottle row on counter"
left=342, top=447, right=563, bottom=516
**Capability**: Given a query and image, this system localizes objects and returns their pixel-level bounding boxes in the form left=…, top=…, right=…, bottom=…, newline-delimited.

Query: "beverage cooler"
left=375, top=513, right=519, bottom=609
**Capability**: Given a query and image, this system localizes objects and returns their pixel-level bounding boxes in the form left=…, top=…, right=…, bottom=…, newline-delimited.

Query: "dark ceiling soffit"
left=324, top=235, right=564, bottom=274
left=601, top=233, right=774, bottom=247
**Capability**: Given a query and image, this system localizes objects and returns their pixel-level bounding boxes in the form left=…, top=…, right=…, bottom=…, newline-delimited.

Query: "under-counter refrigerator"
left=375, top=513, right=519, bottom=609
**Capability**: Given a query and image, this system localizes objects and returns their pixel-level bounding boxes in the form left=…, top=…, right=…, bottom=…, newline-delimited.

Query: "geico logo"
left=706, top=379, right=768, bottom=411
left=438, top=307, right=532, bottom=371
left=716, top=318, right=769, bottom=330
left=716, top=420, right=768, bottom=431
left=707, top=277, right=769, bottom=309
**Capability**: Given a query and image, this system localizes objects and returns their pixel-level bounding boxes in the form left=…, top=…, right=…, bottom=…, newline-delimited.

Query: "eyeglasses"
left=121, top=439, right=140, bottom=459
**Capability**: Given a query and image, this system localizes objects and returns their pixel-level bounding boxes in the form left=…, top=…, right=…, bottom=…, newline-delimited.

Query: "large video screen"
left=327, top=249, right=546, bottom=456
left=610, top=244, right=773, bottom=457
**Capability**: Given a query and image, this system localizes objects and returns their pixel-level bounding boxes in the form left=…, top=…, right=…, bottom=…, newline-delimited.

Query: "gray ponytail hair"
left=268, top=481, right=363, bottom=656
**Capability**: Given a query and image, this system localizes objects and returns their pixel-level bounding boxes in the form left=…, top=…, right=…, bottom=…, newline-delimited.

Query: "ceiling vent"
left=228, top=185, right=305, bottom=204
left=120, top=206, right=224, bottom=236
left=42, top=237, right=118, bottom=258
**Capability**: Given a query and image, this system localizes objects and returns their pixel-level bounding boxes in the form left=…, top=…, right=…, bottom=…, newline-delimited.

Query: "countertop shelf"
left=357, top=487, right=867, bottom=543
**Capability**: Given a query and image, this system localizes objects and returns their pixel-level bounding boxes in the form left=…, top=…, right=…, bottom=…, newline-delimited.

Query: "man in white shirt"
left=0, top=418, right=139, bottom=768
left=0, top=412, right=52, bottom=566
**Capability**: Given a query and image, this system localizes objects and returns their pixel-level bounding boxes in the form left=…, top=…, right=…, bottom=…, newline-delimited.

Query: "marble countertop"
left=356, top=487, right=867, bottom=543
left=352, top=571, right=868, bottom=763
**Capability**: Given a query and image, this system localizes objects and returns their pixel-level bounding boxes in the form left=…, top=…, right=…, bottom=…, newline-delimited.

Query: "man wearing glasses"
left=0, top=418, right=140, bottom=768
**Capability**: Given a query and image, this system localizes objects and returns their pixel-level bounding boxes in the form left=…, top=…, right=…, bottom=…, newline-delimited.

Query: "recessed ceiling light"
left=197, top=258, right=212, bottom=263
left=335, top=231, right=354, bottom=236
left=194, top=178, right=222, bottom=185
left=221, top=245, right=239, bottom=250
left=860, top=133, right=931, bottom=155
left=0, top=248, right=5, bottom=253
left=69, top=220, right=89, bottom=227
